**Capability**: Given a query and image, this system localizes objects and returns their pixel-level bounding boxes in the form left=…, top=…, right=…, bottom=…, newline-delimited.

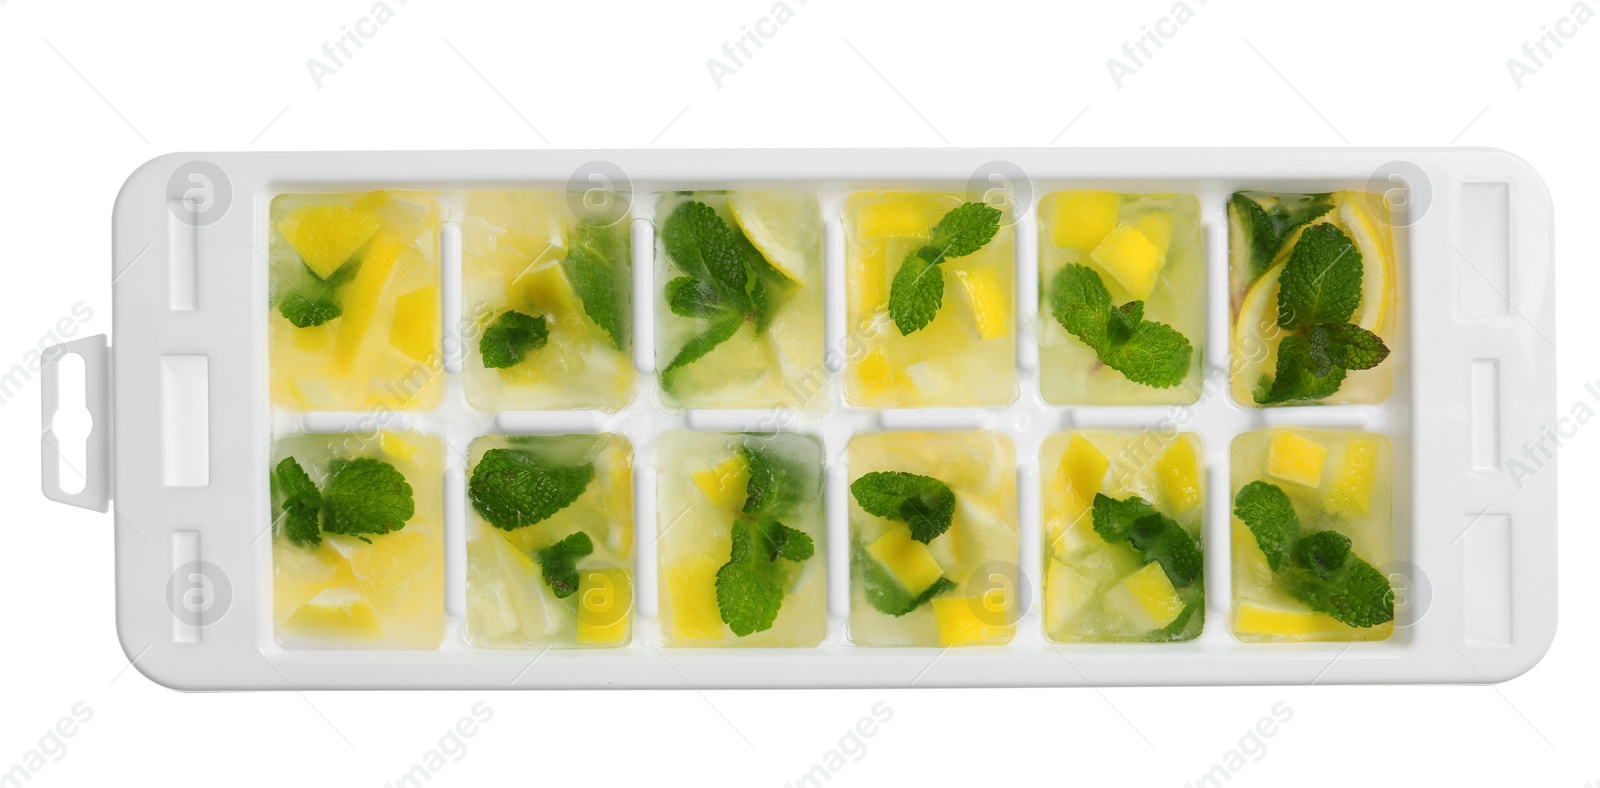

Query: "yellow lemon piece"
left=1058, top=435, right=1110, bottom=511
left=1326, top=438, right=1381, bottom=516
left=1232, top=260, right=1286, bottom=403
left=855, top=195, right=943, bottom=240
left=378, top=431, right=416, bottom=463
left=666, top=555, right=724, bottom=641
left=1233, top=601, right=1345, bottom=638
left=1051, top=190, right=1123, bottom=251
left=865, top=529, right=944, bottom=596
left=951, top=267, right=1009, bottom=340
left=1044, top=558, right=1097, bottom=632
left=729, top=192, right=817, bottom=285
left=1090, top=221, right=1166, bottom=301
left=1133, top=211, right=1174, bottom=256
left=1266, top=429, right=1327, bottom=488
left=278, top=204, right=381, bottom=279
left=347, top=531, right=438, bottom=614
left=284, top=587, right=382, bottom=639
left=1104, top=561, right=1184, bottom=632
left=390, top=284, right=438, bottom=364
left=516, top=260, right=578, bottom=315
left=1337, top=194, right=1395, bottom=334
left=1155, top=437, right=1202, bottom=514
left=692, top=452, right=750, bottom=510
left=932, top=595, right=1015, bottom=647
left=332, top=236, right=406, bottom=372
left=855, top=347, right=902, bottom=398
left=576, top=568, right=633, bottom=646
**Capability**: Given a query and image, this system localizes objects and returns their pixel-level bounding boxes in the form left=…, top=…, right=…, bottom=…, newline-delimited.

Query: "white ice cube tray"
left=45, top=148, right=1556, bottom=689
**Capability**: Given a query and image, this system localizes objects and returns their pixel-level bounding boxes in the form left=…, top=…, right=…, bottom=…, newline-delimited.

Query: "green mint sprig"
left=479, top=310, right=549, bottom=369
left=1232, top=481, right=1394, bottom=628
left=1049, top=263, right=1192, bottom=388
left=1230, top=192, right=1334, bottom=280
left=886, top=202, right=1003, bottom=335
left=468, top=448, right=595, bottom=530
left=1255, top=223, right=1390, bottom=405
left=849, top=471, right=957, bottom=544
left=713, top=441, right=817, bottom=636
left=272, top=455, right=415, bottom=546
left=563, top=218, right=628, bottom=350
left=278, top=257, right=362, bottom=328
left=659, top=200, right=796, bottom=390
left=1090, top=493, right=1203, bottom=589
left=535, top=531, right=594, bottom=599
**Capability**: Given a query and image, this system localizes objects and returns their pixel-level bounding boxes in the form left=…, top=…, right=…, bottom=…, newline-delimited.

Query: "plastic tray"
left=45, top=148, right=1556, bottom=689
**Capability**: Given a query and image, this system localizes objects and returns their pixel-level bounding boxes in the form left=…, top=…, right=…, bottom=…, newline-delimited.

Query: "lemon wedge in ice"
left=278, top=204, right=381, bottom=279
left=729, top=192, right=816, bottom=285
left=1338, top=194, right=1395, bottom=335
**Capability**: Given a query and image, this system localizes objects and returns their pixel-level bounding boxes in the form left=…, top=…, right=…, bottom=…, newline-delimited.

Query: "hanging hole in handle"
left=51, top=352, right=93, bottom=496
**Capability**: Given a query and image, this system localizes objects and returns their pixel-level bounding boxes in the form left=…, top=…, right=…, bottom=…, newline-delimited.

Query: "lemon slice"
left=1337, top=196, right=1395, bottom=334
left=1232, top=260, right=1285, bottom=403
left=728, top=192, right=817, bottom=285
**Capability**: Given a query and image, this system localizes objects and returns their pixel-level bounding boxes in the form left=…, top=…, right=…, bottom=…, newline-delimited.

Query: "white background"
left=1, top=0, right=1593, bottom=785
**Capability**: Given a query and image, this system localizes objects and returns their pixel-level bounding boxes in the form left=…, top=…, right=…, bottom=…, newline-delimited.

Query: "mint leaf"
left=274, top=457, right=323, bottom=547
left=468, top=448, right=595, bottom=530
left=1148, top=599, right=1202, bottom=642
left=1231, top=480, right=1299, bottom=572
left=1101, top=320, right=1192, bottom=388
left=858, top=541, right=956, bottom=617
left=563, top=218, right=627, bottom=350
left=1049, top=262, right=1114, bottom=350
left=740, top=442, right=809, bottom=518
left=883, top=202, right=1001, bottom=335
left=1293, top=530, right=1352, bottom=580
left=755, top=517, right=814, bottom=562
left=661, top=312, right=744, bottom=392
left=662, top=201, right=749, bottom=309
left=850, top=471, right=956, bottom=544
left=1277, top=223, right=1363, bottom=331
left=715, top=519, right=805, bottom=636
left=534, top=531, right=594, bottom=599
left=1233, top=480, right=1393, bottom=628
left=1281, top=552, right=1394, bottom=628
left=480, top=310, right=549, bottom=369
left=279, top=292, right=342, bottom=328
left=1049, top=264, right=1192, bottom=389
left=665, top=276, right=729, bottom=318
left=1256, top=333, right=1348, bottom=405
left=887, top=252, right=945, bottom=335
left=1091, top=494, right=1202, bottom=588
left=1307, top=322, right=1390, bottom=376
left=924, top=202, right=1002, bottom=262
left=322, top=458, right=414, bottom=542
left=1090, top=493, right=1158, bottom=543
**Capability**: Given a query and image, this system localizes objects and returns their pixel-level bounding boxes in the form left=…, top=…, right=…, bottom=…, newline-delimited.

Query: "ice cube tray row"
left=268, top=188, right=1397, bottom=413
left=271, top=425, right=1393, bottom=649
left=267, top=184, right=1404, bottom=652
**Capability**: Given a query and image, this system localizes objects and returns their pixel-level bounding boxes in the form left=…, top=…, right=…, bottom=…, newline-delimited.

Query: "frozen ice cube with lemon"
left=1037, top=191, right=1204, bottom=405
left=654, top=192, right=825, bottom=409
left=463, top=434, right=634, bottom=649
left=1230, top=429, right=1394, bottom=643
left=269, top=191, right=443, bottom=411
left=848, top=430, right=1018, bottom=647
left=1040, top=432, right=1205, bottom=643
left=1229, top=191, right=1398, bottom=406
left=461, top=191, right=635, bottom=411
left=843, top=192, right=1017, bottom=408
left=271, top=431, right=444, bottom=649
left=656, top=431, right=827, bottom=647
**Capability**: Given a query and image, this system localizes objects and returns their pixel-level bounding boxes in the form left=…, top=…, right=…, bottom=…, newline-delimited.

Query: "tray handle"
left=41, top=335, right=111, bottom=512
